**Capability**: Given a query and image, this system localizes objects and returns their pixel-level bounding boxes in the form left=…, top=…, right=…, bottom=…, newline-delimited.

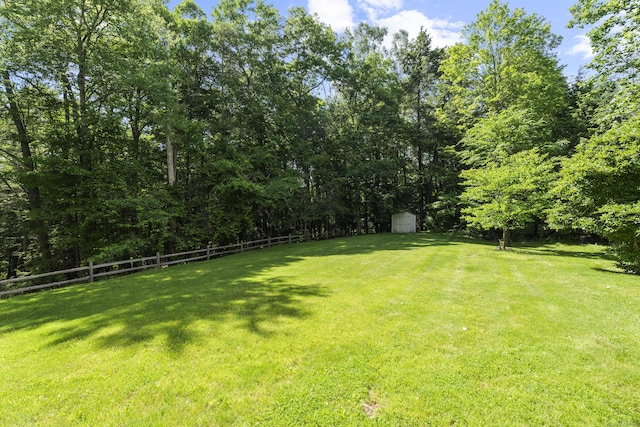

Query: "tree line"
left=1, top=0, right=638, bottom=279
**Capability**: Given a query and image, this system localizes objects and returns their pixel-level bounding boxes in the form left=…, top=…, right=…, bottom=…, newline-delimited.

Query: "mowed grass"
left=1, top=233, right=639, bottom=426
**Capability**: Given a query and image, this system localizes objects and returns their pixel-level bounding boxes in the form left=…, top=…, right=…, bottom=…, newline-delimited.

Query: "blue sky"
left=167, top=0, right=593, bottom=77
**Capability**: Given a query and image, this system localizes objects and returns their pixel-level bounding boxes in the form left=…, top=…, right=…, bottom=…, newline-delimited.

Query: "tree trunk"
left=7, top=255, right=19, bottom=280
left=501, top=227, right=510, bottom=250
left=77, top=46, right=92, bottom=171
left=417, top=144, right=425, bottom=229
left=2, top=70, right=52, bottom=266
left=167, top=132, right=177, bottom=186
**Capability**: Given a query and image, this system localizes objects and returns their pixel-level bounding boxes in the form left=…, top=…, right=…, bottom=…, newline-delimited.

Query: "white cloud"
left=359, top=0, right=403, bottom=20
left=306, top=1, right=463, bottom=47
left=568, top=34, right=594, bottom=60
left=308, top=0, right=355, bottom=32
left=376, top=10, right=464, bottom=49
left=362, top=0, right=403, bottom=8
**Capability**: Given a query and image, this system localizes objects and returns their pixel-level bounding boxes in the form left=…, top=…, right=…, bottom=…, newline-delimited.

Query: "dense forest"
left=1, top=0, right=639, bottom=278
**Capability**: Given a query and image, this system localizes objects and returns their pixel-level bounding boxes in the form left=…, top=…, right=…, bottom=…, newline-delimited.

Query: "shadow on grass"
left=512, top=242, right=612, bottom=261
left=591, top=266, right=631, bottom=275
left=287, top=231, right=493, bottom=257
left=0, top=253, right=329, bottom=354
left=0, top=232, right=488, bottom=353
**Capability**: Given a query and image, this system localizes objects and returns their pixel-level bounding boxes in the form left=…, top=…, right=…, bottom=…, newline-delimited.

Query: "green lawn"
left=1, top=233, right=639, bottom=426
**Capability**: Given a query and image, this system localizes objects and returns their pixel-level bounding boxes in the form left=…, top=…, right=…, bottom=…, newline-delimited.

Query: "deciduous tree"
left=549, top=117, right=640, bottom=272
left=461, top=148, right=554, bottom=249
left=569, top=0, right=640, bottom=121
left=440, top=0, right=567, bottom=129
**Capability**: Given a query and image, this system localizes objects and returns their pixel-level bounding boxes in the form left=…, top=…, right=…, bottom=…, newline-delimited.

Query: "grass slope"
left=1, top=233, right=639, bottom=426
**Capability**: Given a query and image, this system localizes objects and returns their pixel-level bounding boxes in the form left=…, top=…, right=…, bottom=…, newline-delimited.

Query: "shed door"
left=393, top=214, right=415, bottom=233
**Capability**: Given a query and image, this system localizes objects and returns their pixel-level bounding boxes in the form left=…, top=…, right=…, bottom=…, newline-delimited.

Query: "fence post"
left=268, top=236, right=272, bottom=247
left=207, top=245, right=211, bottom=260
left=89, top=261, right=94, bottom=283
left=241, top=241, right=244, bottom=253
left=288, top=234, right=292, bottom=244
left=156, top=252, right=161, bottom=268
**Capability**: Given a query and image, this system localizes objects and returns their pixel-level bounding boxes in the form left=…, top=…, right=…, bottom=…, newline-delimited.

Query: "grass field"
left=1, top=233, right=639, bottom=426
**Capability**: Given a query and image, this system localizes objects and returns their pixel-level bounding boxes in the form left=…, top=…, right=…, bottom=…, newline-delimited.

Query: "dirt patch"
left=362, top=389, right=381, bottom=419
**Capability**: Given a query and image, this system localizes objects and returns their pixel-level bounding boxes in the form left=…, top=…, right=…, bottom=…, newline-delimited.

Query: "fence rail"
left=0, top=233, right=310, bottom=298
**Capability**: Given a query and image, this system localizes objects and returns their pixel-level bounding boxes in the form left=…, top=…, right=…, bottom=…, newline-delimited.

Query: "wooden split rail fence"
left=0, top=234, right=307, bottom=298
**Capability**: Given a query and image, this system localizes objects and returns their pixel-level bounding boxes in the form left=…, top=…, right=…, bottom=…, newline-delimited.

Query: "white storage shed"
left=391, top=212, right=417, bottom=233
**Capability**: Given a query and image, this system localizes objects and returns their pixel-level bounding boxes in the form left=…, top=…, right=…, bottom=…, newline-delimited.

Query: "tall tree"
left=392, top=29, right=447, bottom=229
left=550, top=117, right=640, bottom=273
left=1, top=0, right=177, bottom=266
left=442, top=1, right=569, bottom=245
left=0, top=113, right=28, bottom=279
left=0, top=5, right=54, bottom=269
left=440, top=0, right=567, bottom=129
left=0, top=69, right=52, bottom=269
left=546, top=0, right=640, bottom=273
left=329, top=23, right=405, bottom=233
left=278, top=7, right=343, bottom=236
left=569, top=0, right=640, bottom=121
left=206, top=0, right=303, bottom=243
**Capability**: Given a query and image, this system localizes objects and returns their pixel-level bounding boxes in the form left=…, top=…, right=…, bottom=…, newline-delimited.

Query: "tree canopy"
left=439, top=0, right=567, bottom=128
left=1, top=0, right=640, bottom=278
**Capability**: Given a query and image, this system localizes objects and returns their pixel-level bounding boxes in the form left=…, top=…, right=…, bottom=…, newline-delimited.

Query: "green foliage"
left=440, top=0, right=567, bottom=128
left=461, top=148, right=555, bottom=246
left=550, top=116, right=640, bottom=272
left=569, top=0, right=640, bottom=120
left=3, top=0, right=638, bottom=275
left=327, top=23, right=407, bottom=232
left=541, top=0, right=640, bottom=273
left=391, top=29, right=459, bottom=230
left=0, top=0, right=176, bottom=268
left=439, top=1, right=572, bottom=245
left=461, top=107, right=552, bottom=167
left=599, top=202, right=640, bottom=274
